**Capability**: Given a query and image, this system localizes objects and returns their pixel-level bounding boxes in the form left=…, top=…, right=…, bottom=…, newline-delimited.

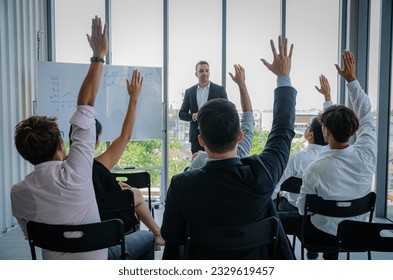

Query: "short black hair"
left=321, top=105, right=359, bottom=143
left=309, top=117, right=327, bottom=146
left=14, top=116, right=61, bottom=165
left=198, top=98, right=240, bottom=153
left=195, top=61, right=209, bottom=71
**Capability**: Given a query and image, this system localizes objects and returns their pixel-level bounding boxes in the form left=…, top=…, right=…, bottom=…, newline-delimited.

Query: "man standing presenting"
left=179, top=61, right=227, bottom=154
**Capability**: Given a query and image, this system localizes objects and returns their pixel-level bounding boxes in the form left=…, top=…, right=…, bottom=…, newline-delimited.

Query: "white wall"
left=0, top=0, right=47, bottom=234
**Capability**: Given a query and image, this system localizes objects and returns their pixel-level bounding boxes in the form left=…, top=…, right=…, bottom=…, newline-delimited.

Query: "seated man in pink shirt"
left=11, top=15, right=154, bottom=260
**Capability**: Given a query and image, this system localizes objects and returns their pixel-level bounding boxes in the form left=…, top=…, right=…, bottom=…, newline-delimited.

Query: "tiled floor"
left=1, top=207, right=392, bottom=260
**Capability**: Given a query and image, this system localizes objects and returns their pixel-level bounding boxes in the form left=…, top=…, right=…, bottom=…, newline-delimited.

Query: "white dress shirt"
left=296, top=80, right=377, bottom=235
left=197, top=82, right=210, bottom=109
left=273, top=143, right=327, bottom=204
left=11, top=105, right=106, bottom=259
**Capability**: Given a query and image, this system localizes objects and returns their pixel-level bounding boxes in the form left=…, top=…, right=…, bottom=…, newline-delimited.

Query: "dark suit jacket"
left=162, top=86, right=297, bottom=260
left=178, top=82, right=227, bottom=142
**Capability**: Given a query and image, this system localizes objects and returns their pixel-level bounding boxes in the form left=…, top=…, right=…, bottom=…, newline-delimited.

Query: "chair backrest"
left=112, top=172, right=152, bottom=212
left=299, top=192, right=376, bottom=260
left=336, top=220, right=393, bottom=255
left=280, top=177, right=302, bottom=194
left=304, top=192, right=376, bottom=220
left=184, top=216, right=279, bottom=259
left=95, top=190, right=138, bottom=234
left=26, top=218, right=126, bottom=260
left=276, top=176, right=302, bottom=209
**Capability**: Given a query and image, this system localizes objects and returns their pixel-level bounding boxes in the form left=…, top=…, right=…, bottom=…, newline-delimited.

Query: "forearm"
left=239, top=83, right=252, bottom=112
left=237, top=112, right=254, bottom=157
left=77, top=62, right=104, bottom=106
left=120, top=99, right=138, bottom=141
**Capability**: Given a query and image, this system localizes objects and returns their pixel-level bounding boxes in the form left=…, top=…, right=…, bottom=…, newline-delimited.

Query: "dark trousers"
left=303, top=218, right=336, bottom=260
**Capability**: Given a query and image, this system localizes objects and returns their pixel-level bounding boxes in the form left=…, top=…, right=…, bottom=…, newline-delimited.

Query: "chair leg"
left=301, top=245, right=305, bottom=260
left=346, top=252, right=350, bottom=260
left=292, top=235, right=296, bottom=253
left=367, top=250, right=371, bottom=260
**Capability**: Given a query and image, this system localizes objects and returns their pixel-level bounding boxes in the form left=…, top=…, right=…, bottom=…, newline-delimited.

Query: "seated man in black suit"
left=161, top=36, right=297, bottom=260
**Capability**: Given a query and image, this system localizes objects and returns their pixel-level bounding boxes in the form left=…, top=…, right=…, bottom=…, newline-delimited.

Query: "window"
left=55, top=0, right=105, bottom=62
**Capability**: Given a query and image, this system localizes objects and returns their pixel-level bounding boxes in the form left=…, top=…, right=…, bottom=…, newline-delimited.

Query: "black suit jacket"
left=162, top=86, right=297, bottom=260
left=178, top=82, right=227, bottom=142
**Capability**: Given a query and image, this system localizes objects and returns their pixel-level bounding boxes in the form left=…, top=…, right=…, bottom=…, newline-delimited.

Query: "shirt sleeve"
left=347, top=80, right=377, bottom=162
left=189, top=151, right=208, bottom=170
left=64, top=105, right=96, bottom=180
left=277, top=76, right=292, bottom=88
left=237, top=112, right=254, bottom=158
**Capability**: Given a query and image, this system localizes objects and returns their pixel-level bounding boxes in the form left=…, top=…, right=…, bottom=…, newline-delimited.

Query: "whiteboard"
left=36, top=62, right=162, bottom=141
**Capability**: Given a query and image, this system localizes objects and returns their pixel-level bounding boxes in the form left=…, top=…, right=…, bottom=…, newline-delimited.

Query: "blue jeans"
left=108, top=230, right=154, bottom=260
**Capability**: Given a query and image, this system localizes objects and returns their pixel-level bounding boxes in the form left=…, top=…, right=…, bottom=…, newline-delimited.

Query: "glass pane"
left=55, top=0, right=105, bottom=62
left=111, top=0, right=163, bottom=67
left=227, top=0, right=280, bottom=130
left=287, top=0, right=339, bottom=111
left=168, top=0, right=222, bottom=173
left=111, top=0, right=163, bottom=202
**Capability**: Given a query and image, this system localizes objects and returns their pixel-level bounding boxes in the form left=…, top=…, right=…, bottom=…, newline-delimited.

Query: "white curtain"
left=0, top=0, right=48, bottom=234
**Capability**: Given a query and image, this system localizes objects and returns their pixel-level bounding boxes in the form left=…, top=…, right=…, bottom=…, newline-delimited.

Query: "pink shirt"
left=11, top=105, right=107, bottom=259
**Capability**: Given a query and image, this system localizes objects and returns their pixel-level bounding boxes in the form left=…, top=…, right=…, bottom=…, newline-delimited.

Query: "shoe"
left=307, top=251, right=319, bottom=259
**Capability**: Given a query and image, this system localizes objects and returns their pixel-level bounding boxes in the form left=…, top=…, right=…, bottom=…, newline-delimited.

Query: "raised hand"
left=335, top=50, right=356, bottom=83
left=126, top=69, right=144, bottom=102
left=229, top=64, right=246, bottom=86
left=261, top=35, right=294, bottom=77
left=315, top=75, right=331, bottom=101
left=86, top=15, right=108, bottom=58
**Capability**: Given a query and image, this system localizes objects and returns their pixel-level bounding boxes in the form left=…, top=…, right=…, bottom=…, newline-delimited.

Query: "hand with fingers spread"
left=335, top=50, right=356, bottom=83
left=261, top=35, right=294, bottom=77
left=126, top=69, right=144, bottom=103
left=86, top=15, right=108, bottom=59
left=315, top=75, right=331, bottom=102
left=229, top=64, right=252, bottom=112
left=229, top=64, right=246, bottom=86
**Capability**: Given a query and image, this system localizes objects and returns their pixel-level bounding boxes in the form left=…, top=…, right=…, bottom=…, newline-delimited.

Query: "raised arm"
left=247, top=36, right=296, bottom=187
left=229, top=64, right=254, bottom=157
left=315, top=74, right=332, bottom=102
left=229, top=64, right=252, bottom=112
left=78, top=16, right=108, bottom=106
left=96, top=69, right=144, bottom=170
left=66, top=15, right=108, bottom=177
left=337, top=50, right=376, bottom=157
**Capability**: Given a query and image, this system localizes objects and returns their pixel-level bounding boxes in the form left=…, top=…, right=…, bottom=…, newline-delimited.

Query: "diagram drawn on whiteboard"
left=36, top=62, right=162, bottom=141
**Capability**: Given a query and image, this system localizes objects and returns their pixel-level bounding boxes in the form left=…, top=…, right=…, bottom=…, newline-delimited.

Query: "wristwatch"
left=90, top=56, right=105, bottom=63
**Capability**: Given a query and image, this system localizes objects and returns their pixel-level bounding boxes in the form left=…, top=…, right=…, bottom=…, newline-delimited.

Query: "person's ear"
left=57, top=138, right=63, bottom=150
left=195, top=71, right=198, bottom=78
left=308, top=131, right=314, bottom=140
left=237, top=130, right=244, bottom=143
left=198, top=134, right=205, bottom=147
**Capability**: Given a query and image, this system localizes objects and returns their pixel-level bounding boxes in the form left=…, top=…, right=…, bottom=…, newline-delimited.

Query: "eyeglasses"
left=58, top=131, right=64, bottom=139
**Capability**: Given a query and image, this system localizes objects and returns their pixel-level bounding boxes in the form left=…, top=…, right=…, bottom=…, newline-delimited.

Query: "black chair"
left=95, top=190, right=139, bottom=234
left=300, top=192, right=376, bottom=260
left=112, top=171, right=153, bottom=217
left=182, top=216, right=279, bottom=260
left=335, top=220, right=393, bottom=260
left=26, top=218, right=126, bottom=260
left=276, top=176, right=302, bottom=252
